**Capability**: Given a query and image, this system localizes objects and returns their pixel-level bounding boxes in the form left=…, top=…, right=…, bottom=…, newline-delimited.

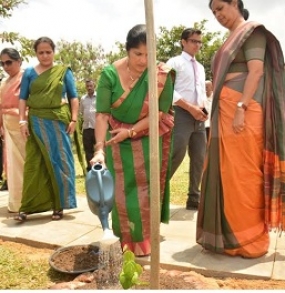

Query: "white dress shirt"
left=166, top=51, right=206, bottom=107
left=79, top=93, right=96, bottom=129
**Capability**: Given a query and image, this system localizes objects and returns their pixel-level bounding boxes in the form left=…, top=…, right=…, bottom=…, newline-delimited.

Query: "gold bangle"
left=129, top=127, right=137, bottom=138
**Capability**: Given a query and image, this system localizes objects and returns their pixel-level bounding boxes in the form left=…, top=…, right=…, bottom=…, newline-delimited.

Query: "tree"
left=0, top=0, right=25, bottom=18
left=0, top=0, right=35, bottom=65
left=54, top=40, right=107, bottom=96
left=105, top=41, right=126, bottom=65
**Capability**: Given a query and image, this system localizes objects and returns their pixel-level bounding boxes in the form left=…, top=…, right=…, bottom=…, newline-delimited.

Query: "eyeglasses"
left=0, top=60, right=15, bottom=67
left=187, top=39, right=203, bottom=45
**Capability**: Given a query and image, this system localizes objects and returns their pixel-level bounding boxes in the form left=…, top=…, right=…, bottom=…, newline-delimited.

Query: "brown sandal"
left=52, top=210, right=63, bottom=221
left=14, top=213, right=27, bottom=222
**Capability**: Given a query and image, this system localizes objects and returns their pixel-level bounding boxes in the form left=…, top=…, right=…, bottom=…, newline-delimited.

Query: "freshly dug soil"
left=49, top=245, right=100, bottom=273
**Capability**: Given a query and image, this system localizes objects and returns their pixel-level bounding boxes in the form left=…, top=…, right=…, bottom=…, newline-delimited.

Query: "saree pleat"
left=197, top=21, right=285, bottom=258
left=20, top=116, right=76, bottom=212
left=3, top=115, right=25, bottom=212
left=220, top=87, right=269, bottom=257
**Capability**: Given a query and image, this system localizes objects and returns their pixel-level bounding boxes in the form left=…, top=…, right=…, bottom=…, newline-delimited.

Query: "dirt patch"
left=50, top=267, right=285, bottom=290
left=1, top=239, right=285, bottom=289
left=49, top=245, right=100, bottom=273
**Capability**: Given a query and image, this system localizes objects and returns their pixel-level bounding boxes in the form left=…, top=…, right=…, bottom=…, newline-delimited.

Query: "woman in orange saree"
left=197, top=0, right=285, bottom=258
left=91, top=24, right=175, bottom=256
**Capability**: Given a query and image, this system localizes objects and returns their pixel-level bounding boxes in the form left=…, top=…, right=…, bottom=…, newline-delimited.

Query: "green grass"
left=0, top=246, right=74, bottom=289
left=169, top=155, right=189, bottom=206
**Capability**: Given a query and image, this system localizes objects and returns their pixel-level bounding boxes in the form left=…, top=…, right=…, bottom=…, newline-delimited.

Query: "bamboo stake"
left=144, top=0, right=160, bottom=289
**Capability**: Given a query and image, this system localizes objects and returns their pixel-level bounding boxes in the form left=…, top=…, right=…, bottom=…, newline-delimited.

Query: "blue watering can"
left=85, top=163, right=114, bottom=234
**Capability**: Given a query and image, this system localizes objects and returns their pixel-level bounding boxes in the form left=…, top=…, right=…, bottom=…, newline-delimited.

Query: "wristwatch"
left=237, top=102, right=247, bottom=111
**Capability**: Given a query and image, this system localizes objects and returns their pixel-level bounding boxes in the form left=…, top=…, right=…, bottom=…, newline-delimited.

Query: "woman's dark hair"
left=125, top=24, right=146, bottom=51
left=0, top=48, right=22, bottom=62
left=33, top=36, right=56, bottom=52
left=209, top=0, right=249, bottom=20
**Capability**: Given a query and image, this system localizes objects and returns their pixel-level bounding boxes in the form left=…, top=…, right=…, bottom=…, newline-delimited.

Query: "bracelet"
left=71, top=120, right=77, bottom=122
left=19, top=120, right=28, bottom=127
left=94, top=149, right=105, bottom=156
left=95, top=141, right=105, bottom=148
left=129, top=127, right=137, bottom=138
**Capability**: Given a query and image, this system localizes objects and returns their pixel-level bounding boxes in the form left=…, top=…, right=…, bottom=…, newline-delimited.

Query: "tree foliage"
left=54, top=40, right=106, bottom=96
left=0, top=1, right=226, bottom=88
left=0, top=0, right=25, bottom=18
left=0, top=1, right=34, bottom=64
left=0, top=0, right=107, bottom=95
left=105, top=41, right=126, bottom=65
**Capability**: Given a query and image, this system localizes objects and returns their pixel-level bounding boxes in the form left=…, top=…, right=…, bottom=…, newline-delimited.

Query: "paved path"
left=0, top=191, right=284, bottom=280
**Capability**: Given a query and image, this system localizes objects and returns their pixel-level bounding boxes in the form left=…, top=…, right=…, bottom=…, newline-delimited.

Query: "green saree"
left=20, top=65, right=79, bottom=213
left=96, top=62, right=175, bottom=256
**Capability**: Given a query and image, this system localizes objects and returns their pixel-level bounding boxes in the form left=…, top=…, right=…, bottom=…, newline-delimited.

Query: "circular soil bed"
left=49, top=244, right=100, bottom=274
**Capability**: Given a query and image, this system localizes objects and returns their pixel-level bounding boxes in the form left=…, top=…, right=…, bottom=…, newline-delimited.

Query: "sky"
left=1, top=0, right=285, bottom=53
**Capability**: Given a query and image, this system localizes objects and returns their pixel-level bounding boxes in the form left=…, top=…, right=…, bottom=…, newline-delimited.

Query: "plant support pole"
left=144, top=0, right=160, bottom=289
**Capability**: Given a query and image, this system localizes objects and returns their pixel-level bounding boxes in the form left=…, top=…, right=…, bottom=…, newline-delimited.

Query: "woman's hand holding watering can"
left=90, top=149, right=106, bottom=168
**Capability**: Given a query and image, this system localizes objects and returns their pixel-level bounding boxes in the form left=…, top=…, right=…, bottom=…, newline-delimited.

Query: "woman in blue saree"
left=14, top=37, right=79, bottom=222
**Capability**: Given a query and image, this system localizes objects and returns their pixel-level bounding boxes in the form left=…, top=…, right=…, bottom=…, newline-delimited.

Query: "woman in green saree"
left=90, top=24, right=175, bottom=256
left=14, top=37, right=79, bottom=222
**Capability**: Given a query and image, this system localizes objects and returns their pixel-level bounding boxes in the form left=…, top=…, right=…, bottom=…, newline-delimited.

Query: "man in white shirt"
left=167, top=28, right=208, bottom=210
left=79, top=80, right=96, bottom=171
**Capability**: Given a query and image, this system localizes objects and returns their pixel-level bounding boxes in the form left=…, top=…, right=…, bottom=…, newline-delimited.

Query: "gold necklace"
left=127, top=65, right=135, bottom=81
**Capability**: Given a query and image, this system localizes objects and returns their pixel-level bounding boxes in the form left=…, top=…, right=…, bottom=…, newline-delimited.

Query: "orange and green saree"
left=196, top=22, right=285, bottom=258
left=96, top=62, right=175, bottom=256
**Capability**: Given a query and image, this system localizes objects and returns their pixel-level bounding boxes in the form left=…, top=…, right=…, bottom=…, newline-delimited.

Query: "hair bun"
left=243, top=8, right=249, bottom=20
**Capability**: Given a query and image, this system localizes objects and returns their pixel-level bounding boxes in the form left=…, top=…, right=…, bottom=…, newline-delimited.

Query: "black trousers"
left=170, top=106, right=207, bottom=202
left=82, top=128, right=96, bottom=171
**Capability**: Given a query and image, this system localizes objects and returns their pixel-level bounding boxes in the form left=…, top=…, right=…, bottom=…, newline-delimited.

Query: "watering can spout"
left=85, top=163, right=114, bottom=232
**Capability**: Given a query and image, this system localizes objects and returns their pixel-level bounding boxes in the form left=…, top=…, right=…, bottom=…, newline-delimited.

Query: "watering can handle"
left=94, top=166, right=104, bottom=207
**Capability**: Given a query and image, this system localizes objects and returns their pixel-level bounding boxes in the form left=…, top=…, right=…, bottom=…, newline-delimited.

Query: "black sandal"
left=14, top=212, right=27, bottom=222
left=52, top=210, right=63, bottom=221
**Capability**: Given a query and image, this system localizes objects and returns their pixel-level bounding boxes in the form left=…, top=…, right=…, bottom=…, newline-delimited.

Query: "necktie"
left=191, top=58, right=199, bottom=85
left=191, top=58, right=201, bottom=106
